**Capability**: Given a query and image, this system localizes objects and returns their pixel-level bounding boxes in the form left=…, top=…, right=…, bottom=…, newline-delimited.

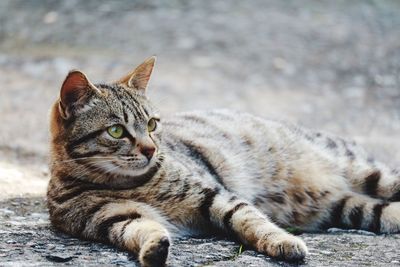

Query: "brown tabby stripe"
left=223, top=202, right=249, bottom=233
left=59, top=174, right=103, bottom=186
left=363, top=171, right=381, bottom=196
left=174, top=179, right=191, bottom=201
left=155, top=178, right=187, bottom=202
left=368, top=202, right=389, bottom=233
left=68, top=150, right=106, bottom=159
left=305, top=190, right=318, bottom=202
left=52, top=184, right=108, bottom=204
left=125, top=91, right=142, bottom=109
left=156, top=188, right=174, bottom=202
left=123, top=101, right=141, bottom=121
left=96, top=83, right=115, bottom=91
left=348, top=205, right=364, bottom=229
left=123, top=110, right=129, bottom=123
left=141, top=106, right=150, bottom=117
left=326, top=137, right=337, bottom=149
left=97, top=212, right=142, bottom=239
left=321, top=196, right=350, bottom=229
left=228, top=195, right=238, bottom=202
left=66, top=129, right=104, bottom=153
left=331, top=197, right=350, bottom=227
left=293, top=192, right=304, bottom=204
left=199, top=187, right=220, bottom=222
left=267, top=192, right=286, bottom=204
left=388, top=191, right=400, bottom=201
left=182, top=115, right=209, bottom=125
left=118, top=219, right=134, bottom=244
left=180, top=140, right=226, bottom=189
left=122, top=102, right=139, bottom=121
left=344, top=143, right=355, bottom=160
left=124, top=93, right=145, bottom=118
left=113, top=85, right=146, bottom=120
left=77, top=199, right=113, bottom=233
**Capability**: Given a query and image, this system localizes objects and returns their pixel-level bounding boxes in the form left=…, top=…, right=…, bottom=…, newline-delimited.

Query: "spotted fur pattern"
left=47, top=57, right=400, bottom=266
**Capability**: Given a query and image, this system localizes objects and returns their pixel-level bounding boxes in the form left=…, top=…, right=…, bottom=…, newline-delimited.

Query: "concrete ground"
left=0, top=0, right=399, bottom=266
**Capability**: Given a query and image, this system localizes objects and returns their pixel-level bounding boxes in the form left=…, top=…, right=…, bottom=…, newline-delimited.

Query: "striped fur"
left=48, top=57, right=400, bottom=266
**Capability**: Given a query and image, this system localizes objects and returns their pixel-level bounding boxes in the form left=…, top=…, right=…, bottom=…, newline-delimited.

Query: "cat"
left=47, top=56, right=400, bottom=267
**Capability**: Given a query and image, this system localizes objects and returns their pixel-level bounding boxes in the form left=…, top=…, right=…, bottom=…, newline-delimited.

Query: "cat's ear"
left=59, top=70, right=100, bottom=119
left=117, top=56, right=156, bottom=93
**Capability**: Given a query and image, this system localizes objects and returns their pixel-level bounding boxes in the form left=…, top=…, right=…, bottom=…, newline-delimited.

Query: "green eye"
left=147, top=118, right=158, bottom=132
left=107, top=125, right=125, bottom=139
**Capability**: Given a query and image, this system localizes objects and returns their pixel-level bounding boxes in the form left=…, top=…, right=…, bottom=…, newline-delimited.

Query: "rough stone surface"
left=1, top=197, right=400, bottom=267
left=0, top=0, right=400, bottom=266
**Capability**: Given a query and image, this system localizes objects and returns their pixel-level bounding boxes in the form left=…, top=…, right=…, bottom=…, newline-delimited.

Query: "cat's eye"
left=147, top=118, right=158, bottom=132
left=107, top=125, right=125, bottom=139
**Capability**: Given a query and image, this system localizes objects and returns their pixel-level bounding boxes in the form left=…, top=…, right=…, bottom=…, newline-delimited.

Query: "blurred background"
left=0, top=0, right=399, bottom=198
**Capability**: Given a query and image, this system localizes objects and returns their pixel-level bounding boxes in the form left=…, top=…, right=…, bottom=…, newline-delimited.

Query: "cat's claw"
left=139, top=236, right=170, bottom=267
left=257, top=233, right=308, bottom=262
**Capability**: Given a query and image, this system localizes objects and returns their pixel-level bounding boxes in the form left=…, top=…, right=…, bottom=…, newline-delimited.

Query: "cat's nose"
left=140, top=146, right=156, bottom=160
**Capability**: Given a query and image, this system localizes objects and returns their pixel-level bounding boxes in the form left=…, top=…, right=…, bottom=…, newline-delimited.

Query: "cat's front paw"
left=139, top=236, right=170, bottom=267
left=257, top=233, right=308, bottom=262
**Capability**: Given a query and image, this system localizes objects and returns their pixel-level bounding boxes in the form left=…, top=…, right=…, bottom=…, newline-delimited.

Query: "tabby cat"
left=47, top=57, right=400, bottom=267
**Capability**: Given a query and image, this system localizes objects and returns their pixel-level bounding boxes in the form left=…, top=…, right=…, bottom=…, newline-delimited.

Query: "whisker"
left=53, top=152, right=166, bottom=184
left=56, top=156, right=116, bottom=163
left=62, top=161, right=115, bottom=183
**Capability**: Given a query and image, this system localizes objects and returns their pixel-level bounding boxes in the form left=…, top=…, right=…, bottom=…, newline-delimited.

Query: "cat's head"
left=50, top=57, right=164, bottom=187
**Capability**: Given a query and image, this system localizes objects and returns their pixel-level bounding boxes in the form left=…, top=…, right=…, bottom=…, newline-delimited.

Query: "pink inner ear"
left=60, top=71, right=89, bottom=106
left=130, top=72, right=152, bottom=89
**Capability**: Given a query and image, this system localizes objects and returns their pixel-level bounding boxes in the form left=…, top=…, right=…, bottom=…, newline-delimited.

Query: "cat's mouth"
left=118, top=155, right=155, bottom=167
left=118, top=155, right=150, bottom=162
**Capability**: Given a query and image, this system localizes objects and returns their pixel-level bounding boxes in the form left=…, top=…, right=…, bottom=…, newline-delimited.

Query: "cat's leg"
left=204, top=189, right=308, bottom=261
left=319, top=191, right=400, bottom=233
left=49, top=198, right=172, bottom=267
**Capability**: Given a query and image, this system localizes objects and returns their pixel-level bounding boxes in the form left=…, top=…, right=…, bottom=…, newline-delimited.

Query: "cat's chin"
left=115, top=165, right=153, bottom=177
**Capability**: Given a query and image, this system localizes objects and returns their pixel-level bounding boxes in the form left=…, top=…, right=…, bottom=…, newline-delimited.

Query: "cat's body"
left=47, top=57, right=400, bottom=267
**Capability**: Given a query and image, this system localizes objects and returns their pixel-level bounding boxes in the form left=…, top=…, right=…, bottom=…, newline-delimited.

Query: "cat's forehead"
left=83, top=83, right=154, bottom=121
left=96, top=83, right=142, bottom=99
left=96, top=83, right=151, bottom=110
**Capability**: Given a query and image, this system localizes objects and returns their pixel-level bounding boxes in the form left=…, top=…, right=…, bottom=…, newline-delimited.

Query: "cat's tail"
left=319, top=192, right=400, bottom=233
